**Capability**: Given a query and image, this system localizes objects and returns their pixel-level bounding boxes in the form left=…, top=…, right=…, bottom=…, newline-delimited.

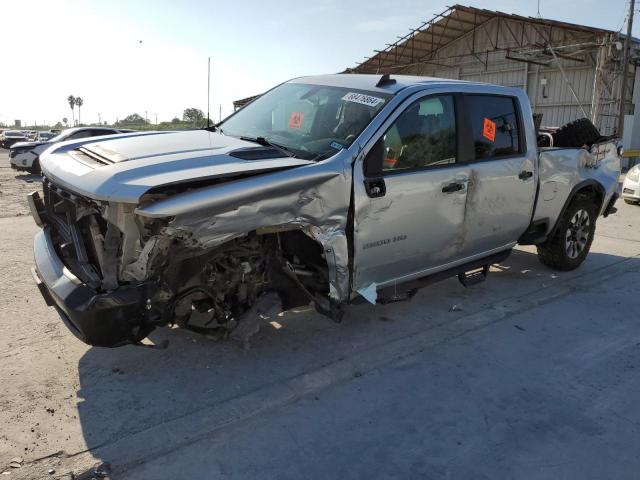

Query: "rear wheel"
left=537, top=198, right=597, bottom=270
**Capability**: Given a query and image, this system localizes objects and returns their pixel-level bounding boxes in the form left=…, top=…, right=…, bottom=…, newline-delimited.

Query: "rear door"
left=458, top=94, right=536, bottom=256
left=353, top=92, right=472, bottom=291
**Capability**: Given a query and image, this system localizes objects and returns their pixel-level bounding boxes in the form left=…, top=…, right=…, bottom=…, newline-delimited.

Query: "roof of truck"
left=289, top=73, right=473, bottom=95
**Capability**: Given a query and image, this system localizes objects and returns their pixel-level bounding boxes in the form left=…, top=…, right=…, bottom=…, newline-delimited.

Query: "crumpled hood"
left=39, top=130, right=313, bottom=203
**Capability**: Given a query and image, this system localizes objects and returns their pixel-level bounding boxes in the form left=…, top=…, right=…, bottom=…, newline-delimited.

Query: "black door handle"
left=519, top=170, right=533, bottom=180
left=442, top=182, right=464, bottom=193
left=364, top=178, right=386, bottom=198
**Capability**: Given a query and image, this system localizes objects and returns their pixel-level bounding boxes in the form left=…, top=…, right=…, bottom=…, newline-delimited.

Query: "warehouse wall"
left=390, top=16, right=627, bottom=135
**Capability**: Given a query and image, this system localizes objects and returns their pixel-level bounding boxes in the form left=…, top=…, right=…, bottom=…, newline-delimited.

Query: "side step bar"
left=373, top=249, right=512, bottom=303
left=458, top=265, right=489, bottom=287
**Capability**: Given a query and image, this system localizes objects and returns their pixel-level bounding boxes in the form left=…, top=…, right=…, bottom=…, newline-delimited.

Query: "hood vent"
left=69, top=147, right=115, bottom=167
left=229, top=147, right=285, bottom=160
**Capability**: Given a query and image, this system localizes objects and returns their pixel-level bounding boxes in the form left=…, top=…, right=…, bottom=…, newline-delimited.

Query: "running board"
left=371, top=249, right=512, bottom=303
left=457, top=265, right=489, bottom=287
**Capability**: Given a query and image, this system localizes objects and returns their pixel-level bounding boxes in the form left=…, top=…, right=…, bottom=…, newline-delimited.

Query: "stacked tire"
left=552, top=118, right=601, bottom=148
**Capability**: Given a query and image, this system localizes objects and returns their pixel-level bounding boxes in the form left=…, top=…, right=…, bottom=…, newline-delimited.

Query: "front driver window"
left=372, top=95, right=457, bottom=173
left=66, top=130, right=93, bottom=140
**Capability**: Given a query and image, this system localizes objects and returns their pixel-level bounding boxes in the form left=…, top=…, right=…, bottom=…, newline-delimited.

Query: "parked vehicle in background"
left=10, top=127, right=135, bottom=174
left=0, top=130, right=29, bottom=148
left=28, top=74, right=620, bottom=348
left=27, top=131, right=38, bottom=141
left=36, top=131, right=56, bottom=142
left=622, top=163, right=640, bottom=205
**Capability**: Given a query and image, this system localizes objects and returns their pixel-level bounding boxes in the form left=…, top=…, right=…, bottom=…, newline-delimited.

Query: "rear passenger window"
left=465, top=95, right=521, bottom=159
left=375, top=95, right=457, bottom=172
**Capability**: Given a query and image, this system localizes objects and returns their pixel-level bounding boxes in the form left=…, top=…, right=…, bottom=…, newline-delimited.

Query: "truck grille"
left=42, top=179, right=104, bottom=288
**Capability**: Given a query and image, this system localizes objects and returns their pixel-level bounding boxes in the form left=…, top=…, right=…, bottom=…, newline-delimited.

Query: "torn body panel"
left=533, top=143, right=620, bottom=233
left=135, top=158, right=353, bottom=302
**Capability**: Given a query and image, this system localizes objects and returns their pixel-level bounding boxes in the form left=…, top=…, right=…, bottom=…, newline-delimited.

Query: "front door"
left=353, top=93, right=472, bottom=292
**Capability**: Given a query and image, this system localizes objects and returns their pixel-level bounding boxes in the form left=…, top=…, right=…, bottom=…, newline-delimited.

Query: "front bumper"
left=622, top=175, right=640, bottom=201
left=32, top=227, right=160, bottom=347
left=10, top=151, right=36, bottom=169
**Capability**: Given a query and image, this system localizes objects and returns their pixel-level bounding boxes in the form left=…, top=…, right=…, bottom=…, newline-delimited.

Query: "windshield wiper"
left=239, top=136, right=294, bottom=157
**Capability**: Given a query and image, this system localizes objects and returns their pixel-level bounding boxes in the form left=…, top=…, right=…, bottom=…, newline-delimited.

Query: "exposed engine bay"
left=36, top=178, right=335, bottom=346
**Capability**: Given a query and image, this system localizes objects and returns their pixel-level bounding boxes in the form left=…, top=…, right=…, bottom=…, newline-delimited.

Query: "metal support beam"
left=618, top=0, right=635, bottom=135
left=547, top=44, right=589, bottom=118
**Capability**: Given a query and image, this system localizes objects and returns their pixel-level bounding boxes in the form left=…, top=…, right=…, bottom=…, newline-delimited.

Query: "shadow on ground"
left=13, top=173, right=42, bottom=183
left=73, top=248, right=637, bottom=471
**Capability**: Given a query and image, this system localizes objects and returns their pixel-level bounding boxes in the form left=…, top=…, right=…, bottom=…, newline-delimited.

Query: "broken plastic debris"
left=357, top=283, right=377, bottom=304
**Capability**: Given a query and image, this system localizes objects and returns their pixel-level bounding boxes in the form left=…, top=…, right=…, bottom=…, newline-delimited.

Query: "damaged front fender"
left=135, top=157, right=353, bottom=302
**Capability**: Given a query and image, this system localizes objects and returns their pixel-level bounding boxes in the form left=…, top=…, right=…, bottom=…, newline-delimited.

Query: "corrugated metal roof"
left=349, top=4, right=635, bottom=74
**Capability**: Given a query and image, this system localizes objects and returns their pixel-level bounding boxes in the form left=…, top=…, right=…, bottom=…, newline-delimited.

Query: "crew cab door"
left=457, top=94, right=536, bottom=256
left=352, top=93, right=472, bottom=292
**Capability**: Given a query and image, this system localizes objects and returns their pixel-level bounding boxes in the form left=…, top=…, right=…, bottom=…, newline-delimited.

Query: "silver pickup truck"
left=28, top=74, right=620, bottom=348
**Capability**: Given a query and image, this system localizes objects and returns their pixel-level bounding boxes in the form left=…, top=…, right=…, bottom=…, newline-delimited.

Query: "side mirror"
left=364, top=138, right=384, bottom=177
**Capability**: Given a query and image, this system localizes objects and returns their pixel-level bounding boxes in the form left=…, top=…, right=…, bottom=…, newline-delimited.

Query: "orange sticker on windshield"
left=483, top=118, right=496, bottom=142
left=288, top=112, right=304, bottom=129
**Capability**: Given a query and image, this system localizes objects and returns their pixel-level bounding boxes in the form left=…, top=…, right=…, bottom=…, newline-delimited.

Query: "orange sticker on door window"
left=288, top=112, right=304, bottom=129
left=483, top=117, right=496, bottom=142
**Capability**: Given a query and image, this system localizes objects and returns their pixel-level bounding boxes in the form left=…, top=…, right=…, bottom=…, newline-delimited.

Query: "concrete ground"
left=0, top=150, right=639, bottom=479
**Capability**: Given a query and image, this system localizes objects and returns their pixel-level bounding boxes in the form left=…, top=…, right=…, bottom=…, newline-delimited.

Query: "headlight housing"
left=628, top=165, right=640, bottom=182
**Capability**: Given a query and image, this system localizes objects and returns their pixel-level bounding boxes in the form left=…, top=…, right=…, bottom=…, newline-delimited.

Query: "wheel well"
left=545, top=181, right=605, bottom=242
left=573, top=182, right=604, bottom=210
left=276, top=230, right=330, bottom=296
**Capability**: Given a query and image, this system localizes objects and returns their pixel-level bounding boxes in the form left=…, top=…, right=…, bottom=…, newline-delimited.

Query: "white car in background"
left=10, top=127, right=133, bottom=174
left=0, top=130, right=29, bottom=148
left=622, top=163, right=640, bottom=205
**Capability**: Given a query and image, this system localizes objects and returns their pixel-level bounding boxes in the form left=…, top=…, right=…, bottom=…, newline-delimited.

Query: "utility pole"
left=219, top=104, right=222, bottom=123
left=207, top=57, right=211, bottom=128
left=98, top=113, right=101, bottom=125
left=618, top=0, right=635, bottom=136
left=154, top=113, right=158, bottom=125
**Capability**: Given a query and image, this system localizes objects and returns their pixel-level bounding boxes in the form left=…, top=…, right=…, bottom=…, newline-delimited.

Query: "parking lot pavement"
left=0, top=151, right=42, bottom=218
left=0, top=158, right=638, bottom=478
left=127, top=263, right=640, bottom=480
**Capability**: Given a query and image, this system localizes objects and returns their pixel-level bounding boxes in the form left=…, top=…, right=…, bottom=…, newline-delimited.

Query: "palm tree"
left=62, top=117, right=68, bottom=127
left=75, top=97, right=84, bottom=126
left=67, top=95, right=76, bottom=126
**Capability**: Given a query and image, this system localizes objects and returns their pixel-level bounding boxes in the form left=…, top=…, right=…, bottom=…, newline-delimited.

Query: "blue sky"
left=0, top=0, right=635, bottom=126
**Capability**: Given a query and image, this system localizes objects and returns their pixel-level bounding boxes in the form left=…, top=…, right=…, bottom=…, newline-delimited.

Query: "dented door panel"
left=461, top=157, right=536, bottom=257
left=353, top=165, right=472, bottom=290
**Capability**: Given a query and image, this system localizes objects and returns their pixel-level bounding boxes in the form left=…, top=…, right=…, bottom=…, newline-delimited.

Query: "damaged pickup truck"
left=29, top=74, right=620, bottom=348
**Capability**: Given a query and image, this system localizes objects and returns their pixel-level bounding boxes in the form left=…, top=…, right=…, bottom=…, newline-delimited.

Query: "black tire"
left=537, top=198, right=598, bottom=271
left=552, top=118, right=601, bottom=148
left=30, top=158, right=41, bottom=175
left=624, top=199, right=639, bottom=205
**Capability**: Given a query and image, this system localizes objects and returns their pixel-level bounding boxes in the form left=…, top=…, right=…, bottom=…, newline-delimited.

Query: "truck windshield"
left=219, top=83, right=391, bottom=160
